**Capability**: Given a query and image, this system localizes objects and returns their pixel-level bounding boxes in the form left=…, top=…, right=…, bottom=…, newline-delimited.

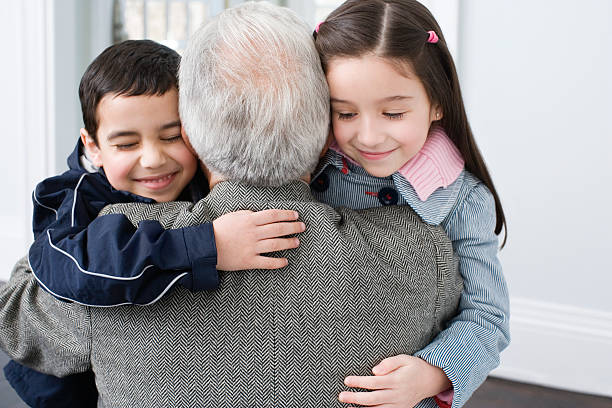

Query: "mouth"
left=357, top=148, right=397, bottom=161
left=134, top=171, right=179, bottom=190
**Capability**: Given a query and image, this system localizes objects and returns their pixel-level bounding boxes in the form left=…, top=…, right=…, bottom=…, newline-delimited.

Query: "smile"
left=357, top=148, right=396, bottom=161
left=134, top=172, right=179, bottom=190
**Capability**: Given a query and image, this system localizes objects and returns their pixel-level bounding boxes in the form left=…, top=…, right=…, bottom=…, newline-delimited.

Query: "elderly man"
left=0, top=2, right=461, bottom=407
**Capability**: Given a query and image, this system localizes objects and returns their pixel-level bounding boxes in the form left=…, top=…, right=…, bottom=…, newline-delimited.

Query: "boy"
left=6, top=39, right=304, bottom=407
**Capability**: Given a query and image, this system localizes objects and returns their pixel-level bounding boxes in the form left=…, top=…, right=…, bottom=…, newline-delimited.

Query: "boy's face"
left=81, top=88, right=198, bottom=202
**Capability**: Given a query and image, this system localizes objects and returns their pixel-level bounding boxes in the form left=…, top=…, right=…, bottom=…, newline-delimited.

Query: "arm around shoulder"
left=30, top=196, right=220, bottom=306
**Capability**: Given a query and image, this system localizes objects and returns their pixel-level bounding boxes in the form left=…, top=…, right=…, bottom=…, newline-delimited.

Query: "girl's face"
left=326, top=55, right=441, bottom=178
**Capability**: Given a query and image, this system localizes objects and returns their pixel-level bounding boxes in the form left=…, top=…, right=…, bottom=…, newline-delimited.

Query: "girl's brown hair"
left=315, top=0, right=507, bottom=246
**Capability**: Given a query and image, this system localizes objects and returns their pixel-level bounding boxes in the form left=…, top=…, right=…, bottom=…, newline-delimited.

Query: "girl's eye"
left=163, top=135, right=182, bottom=142
left=337, top=112, right=356, bottom=120
left=384, top=112, right=405, bottom=120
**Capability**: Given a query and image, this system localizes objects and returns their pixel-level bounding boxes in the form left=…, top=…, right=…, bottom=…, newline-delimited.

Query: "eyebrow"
left=379, top=95, right=414, bottom=103
left=106, top=120, right=182, bottom=141
left=330, top=96, right=414, bottom=104
left=160, top=120, right=182, bottom=130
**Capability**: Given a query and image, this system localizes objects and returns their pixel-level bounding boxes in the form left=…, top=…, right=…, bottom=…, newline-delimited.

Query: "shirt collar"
left=326, top=127, right=464, bottom=201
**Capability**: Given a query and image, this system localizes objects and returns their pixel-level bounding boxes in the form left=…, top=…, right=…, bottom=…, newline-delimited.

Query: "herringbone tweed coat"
left=0, top=180, right=461, bottom=408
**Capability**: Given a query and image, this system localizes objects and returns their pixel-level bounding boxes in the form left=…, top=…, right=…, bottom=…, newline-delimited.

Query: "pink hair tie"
left=315, top=21, right=323, bottom=33
left=427, top=30, right=439, bottom=44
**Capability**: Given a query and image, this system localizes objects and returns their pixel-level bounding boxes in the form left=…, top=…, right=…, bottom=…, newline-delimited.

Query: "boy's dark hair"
left=79, top=39, right=180, bottom=143
left=315, top=0, right=507, bottom=246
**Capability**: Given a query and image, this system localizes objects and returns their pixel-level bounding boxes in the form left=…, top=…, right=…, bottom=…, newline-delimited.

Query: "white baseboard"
left=491, top=297, right=612, bottom=398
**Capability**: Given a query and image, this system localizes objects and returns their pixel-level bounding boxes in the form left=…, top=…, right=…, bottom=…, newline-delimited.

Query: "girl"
left=311, top=1, right=510, bottom=407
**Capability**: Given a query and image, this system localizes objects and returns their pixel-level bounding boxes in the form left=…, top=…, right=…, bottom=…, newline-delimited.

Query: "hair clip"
left=315, top=22, right=323, bottom=33
left=427, top=30, right=439, bottom=44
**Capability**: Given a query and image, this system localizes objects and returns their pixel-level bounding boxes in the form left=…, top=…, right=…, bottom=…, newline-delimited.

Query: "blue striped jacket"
left=311, top=150, right=510, bottom=408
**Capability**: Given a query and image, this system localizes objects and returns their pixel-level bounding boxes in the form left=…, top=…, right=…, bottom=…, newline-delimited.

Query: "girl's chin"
left=360, top=163, right=396, bottom=178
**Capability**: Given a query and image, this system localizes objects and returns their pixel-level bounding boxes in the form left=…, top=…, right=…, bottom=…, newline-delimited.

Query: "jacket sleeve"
left=413, top=183, right=510, bottom=408
left=0, top=256, right=91, bottom=377
left=28, top=173, right=219, bottom=306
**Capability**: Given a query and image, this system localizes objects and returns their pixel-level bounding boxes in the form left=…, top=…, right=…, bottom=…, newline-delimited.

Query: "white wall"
left=459, top=0, right=612, bottom=397
left=0, top=1, right=30, bottom=278
left=54, top=0, right=114, bottom=172
left=0, top=1, right=56, bottom=279
left=0, top=1, right=113, bottom=281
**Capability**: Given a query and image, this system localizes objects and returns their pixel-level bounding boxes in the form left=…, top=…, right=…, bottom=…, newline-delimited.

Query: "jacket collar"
left=66, top=140, right=87, bottom=172
left=208, top=180, right=314, bottom=204
left=397, top=127, right=464, bottom=201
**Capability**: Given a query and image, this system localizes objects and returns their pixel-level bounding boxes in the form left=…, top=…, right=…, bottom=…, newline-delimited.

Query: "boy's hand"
left=339, top=354, right=451, bottom=408
left=213, top=209, right=305, bottom=271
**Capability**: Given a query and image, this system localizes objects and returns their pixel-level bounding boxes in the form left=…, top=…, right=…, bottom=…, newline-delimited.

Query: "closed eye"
left=162, top=135, right=182, bottom=142
left=384, top=112, right=406, bottom=120
left=114, top=143, right=137, bottom=150
left=337, top=112, right=357, bottom=120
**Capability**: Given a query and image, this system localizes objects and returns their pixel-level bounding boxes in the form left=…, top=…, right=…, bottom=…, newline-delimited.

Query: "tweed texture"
left=0, top=257, right=91, bottom=377
left=92, top=180, right=462, bottom=407
left=0, top=181, right=461, bottom=408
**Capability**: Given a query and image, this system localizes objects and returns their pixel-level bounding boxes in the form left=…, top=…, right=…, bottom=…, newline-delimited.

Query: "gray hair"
left=179, top=1, right=330, bottom=186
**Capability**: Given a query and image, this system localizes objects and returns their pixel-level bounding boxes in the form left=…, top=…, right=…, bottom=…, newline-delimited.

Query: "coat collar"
left=208, top=180, right=315, bottom=204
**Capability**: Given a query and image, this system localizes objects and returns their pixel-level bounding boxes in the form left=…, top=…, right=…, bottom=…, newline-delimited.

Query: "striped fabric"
left=311, top=148, right=510, bottom=408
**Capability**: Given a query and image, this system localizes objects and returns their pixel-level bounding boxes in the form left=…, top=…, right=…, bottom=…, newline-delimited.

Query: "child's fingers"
left=255, top=221, right=305, bottom=240
left=344, top=374, right=388, bottom=390
left=251, top=209, right=299, bottom=225
left=372, top=354, right=410, bottom=376
left=256, top=237, right=300, bottom=254
left=251, top=256, right=289, bottom=270
left=338, top=389, right=390, bottom=406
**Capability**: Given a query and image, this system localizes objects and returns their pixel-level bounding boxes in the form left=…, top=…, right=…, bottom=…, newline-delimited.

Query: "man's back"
left=89, top=180, right=461, bottom=407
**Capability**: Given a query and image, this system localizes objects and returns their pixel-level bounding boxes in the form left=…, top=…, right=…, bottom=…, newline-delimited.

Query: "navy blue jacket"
left=5, top=140, right=217, bottom=408
left=28, top=141, right=218, bottom=306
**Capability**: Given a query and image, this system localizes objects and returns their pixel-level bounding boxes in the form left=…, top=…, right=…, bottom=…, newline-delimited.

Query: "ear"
left=431, top=105, right=443, bottom=122
left=80, top=128, right=103, bottom=167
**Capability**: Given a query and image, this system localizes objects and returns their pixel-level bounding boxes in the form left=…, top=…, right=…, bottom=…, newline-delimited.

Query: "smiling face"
left=81, top=88, right=197, bottom=202
left=326, top=55, right=441, bottom=178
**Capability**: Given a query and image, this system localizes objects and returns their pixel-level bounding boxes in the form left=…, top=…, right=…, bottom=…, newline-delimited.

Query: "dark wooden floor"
left=465, top=377, right=612, bottom=408
left=0, top=351, right=610, bottom=407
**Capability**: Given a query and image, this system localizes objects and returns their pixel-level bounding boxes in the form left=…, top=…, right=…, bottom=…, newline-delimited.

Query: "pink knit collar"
left=330, top=127, right=464, bottom=201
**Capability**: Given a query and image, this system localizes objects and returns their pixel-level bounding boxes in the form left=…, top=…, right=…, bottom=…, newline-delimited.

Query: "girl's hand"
left=339, top=354, right=451, bottom=408
left=213, top=209, right=305, bottom=271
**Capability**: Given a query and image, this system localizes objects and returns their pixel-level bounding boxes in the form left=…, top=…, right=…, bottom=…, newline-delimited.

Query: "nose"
left=356, top=116, right=384, bottom=148
left=139, top=142, right=167, bottom=169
